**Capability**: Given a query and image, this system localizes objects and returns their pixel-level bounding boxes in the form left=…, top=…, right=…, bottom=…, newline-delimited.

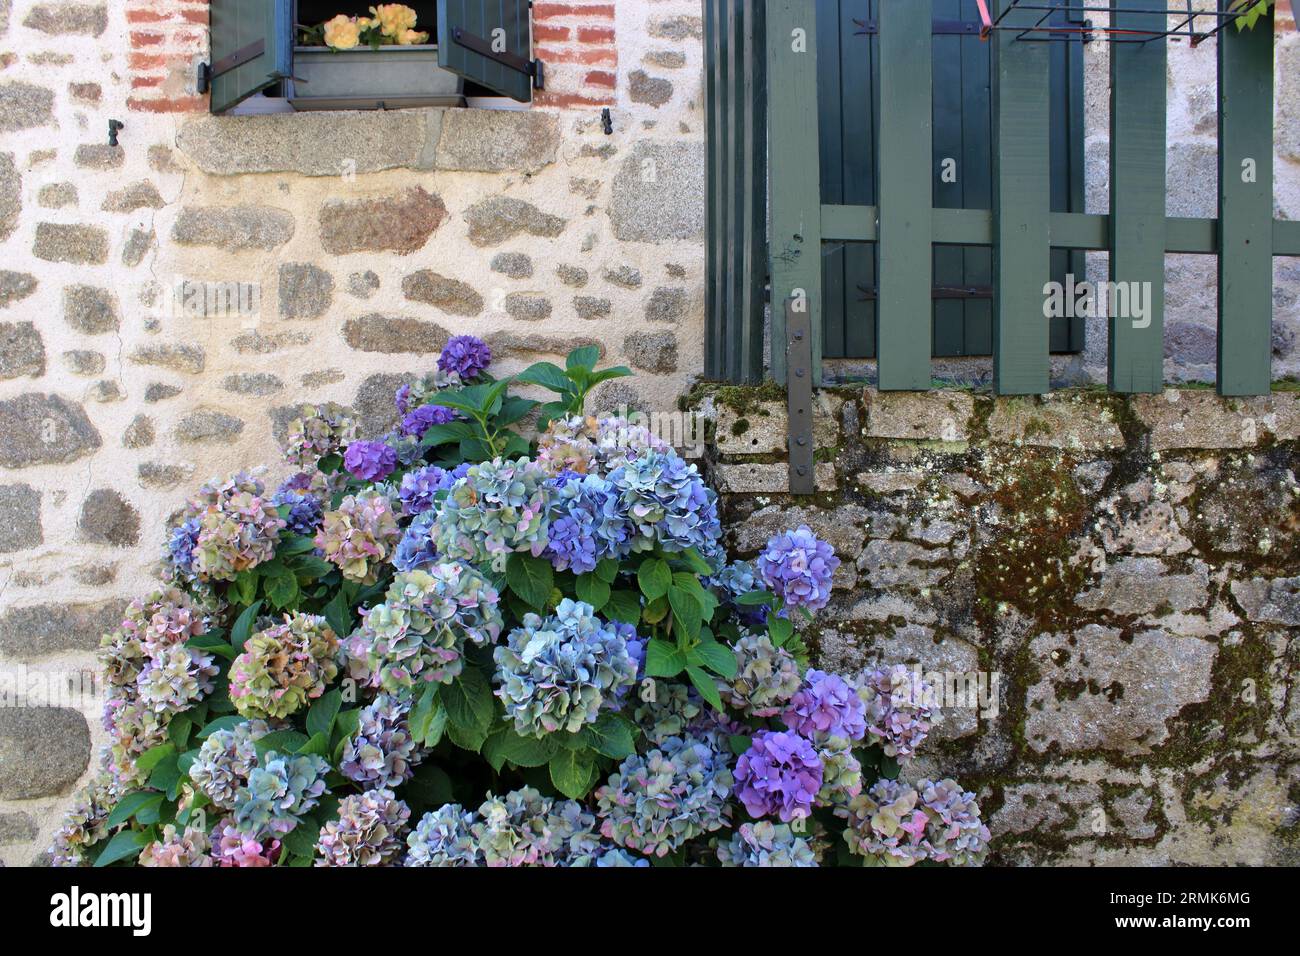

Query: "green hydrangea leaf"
left=548, top=749, right=596, bottom=799
left=574, top=573, right=611, bottom=611
left=94, top=829, right=152, bottom=867
left=686, top=665, right=724, bottom=711
left=603, top=589, right=641, bottom=625
left=507, top=552, right=554, bottom=610
left=306, top=689, right=342, bottom=739
left=637, top=558, right=672, bottom=600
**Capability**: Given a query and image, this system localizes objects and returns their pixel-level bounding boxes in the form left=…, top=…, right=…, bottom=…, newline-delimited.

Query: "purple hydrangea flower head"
left=783, top=669, right=867, bottom=743
left=398, top=465, right=460, bottom=516
left=344, top=440, right=397, bottom=482
left=400, top=402, right=455, bottom=440
left=394, top=382, right=413, bottom=416
left=734, top=729, right=823, bottom=822
left=392, top=510, right=438, bottom=573
left=166, top=516, right=201, bottom=579
left=271, top=483, right=324, bottom=536
left=438, top=335, right=492, bottom=381
left=340, top=694, right=422, bottom=788
left=757, top=525, right=840, bottom=611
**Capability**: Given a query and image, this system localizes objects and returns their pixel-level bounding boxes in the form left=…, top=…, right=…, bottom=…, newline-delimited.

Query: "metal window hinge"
left=451, top=27, right=544, bottom=89
left=785, top=298, right=815, bottom=496
left=196, top=39, right=267, bottom=94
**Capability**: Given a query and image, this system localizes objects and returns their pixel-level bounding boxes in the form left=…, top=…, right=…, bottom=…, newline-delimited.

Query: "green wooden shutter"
left=818, top=0, right=1085, bottom=358
left=437, top=0, right=537, bottom=103
left=207, top=0, right=293, bottom=114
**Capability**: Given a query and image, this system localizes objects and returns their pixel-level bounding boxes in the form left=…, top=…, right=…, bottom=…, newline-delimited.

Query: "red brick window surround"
left=124, top=1, right=617, bottom=114
left=126, top=0, right=210, bottom=113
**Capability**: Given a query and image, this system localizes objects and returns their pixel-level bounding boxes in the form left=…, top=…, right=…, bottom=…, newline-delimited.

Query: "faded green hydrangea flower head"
left=345, top=564, right=502, bottom=694
left=229, top=614, right=340, bottom=720
left=138, top=824, right=213, bottom=867
left=316, top=788, right=412, bottom=866
left=720, top=632, right=802, bottom=718
left=716, top=821, right=819, bottom=867
left=315, top=488, right=402, bottom=584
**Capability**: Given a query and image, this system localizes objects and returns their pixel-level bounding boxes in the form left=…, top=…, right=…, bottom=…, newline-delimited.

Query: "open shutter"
left=437, top=0, right=540, bottom=103
left=203, top=0, right=293, bottom=113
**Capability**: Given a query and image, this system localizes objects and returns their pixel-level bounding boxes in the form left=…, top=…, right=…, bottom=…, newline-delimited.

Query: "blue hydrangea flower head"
left=493, top=599, right=637, bottom=737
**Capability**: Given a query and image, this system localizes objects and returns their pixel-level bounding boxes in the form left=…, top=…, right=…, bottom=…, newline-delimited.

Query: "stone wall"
left=695, top=384, right=1300, bottom=864
left=0, top=0, right=706, bottom=863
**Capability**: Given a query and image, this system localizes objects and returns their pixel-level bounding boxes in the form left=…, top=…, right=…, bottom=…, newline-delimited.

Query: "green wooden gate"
left=818, top=0, right=1086, bottom=360
left=705, top=0, right=1300, bottom=395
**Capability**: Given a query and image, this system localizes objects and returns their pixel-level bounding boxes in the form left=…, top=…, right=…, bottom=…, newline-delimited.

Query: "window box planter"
left=287, top=45, right=464, bottom=111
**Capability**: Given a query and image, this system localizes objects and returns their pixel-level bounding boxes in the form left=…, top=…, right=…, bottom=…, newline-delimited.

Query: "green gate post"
left=765, top=0, right=823, bottom=385
left=876, top=0, right=933, bottom=390
left=1108, top=0, right=1167, bottom=393
left=990, top=0, right=1051, bottom=395
left=1217, top=11, right=1274, bottom=396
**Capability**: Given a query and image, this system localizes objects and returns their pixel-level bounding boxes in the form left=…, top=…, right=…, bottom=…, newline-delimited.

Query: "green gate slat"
left=817, top=0, right=846, bottom=359
left=990, top=0, right=1050, bottom=395
left=725, top=0, right=744, bottom=381
left=932, top=0, right=965, bottom=359
left=704, top=0, right=720, bottom=377
left=1217, top=13, right=1274, bottom=396
left=740, top=0, right=768, bottom=383
left=876, top=0, right=932, bottom=389
left=766, top=0, right=824, bottom=385
left=1108, top=0, right=1167, bottom=393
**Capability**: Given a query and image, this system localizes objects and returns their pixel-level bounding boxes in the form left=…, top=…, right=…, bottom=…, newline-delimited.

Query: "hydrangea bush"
left=52, top=343, right=990, bottom=868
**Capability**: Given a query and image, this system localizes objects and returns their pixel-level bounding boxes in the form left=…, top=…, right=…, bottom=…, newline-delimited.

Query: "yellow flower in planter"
left=369, top=4, right=419, bottom=39
left=396, top=28, right=429, bottom=46
left=322, top=14, right=363, bottom=50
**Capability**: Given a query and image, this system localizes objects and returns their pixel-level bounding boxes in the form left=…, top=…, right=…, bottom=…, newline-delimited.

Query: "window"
left=203, top=0, right=541, bottom=114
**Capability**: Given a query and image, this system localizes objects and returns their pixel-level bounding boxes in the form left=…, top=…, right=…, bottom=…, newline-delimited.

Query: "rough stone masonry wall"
left=697, top=384, right=1300, bottom=864
left=0, top=0, right=707, bottom=863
